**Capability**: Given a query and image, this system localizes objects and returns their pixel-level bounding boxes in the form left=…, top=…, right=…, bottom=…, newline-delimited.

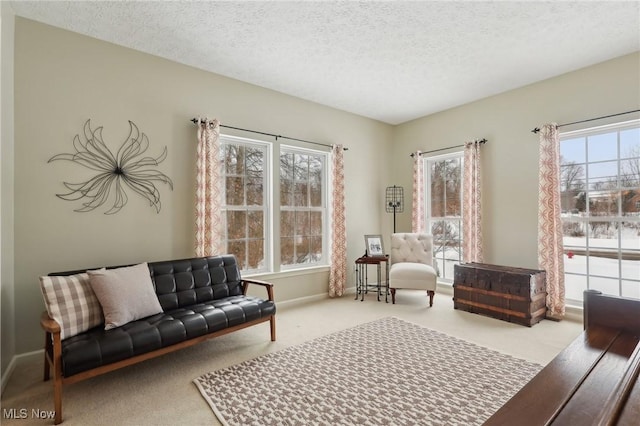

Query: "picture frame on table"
left=364, top=234, right=385, bottom=257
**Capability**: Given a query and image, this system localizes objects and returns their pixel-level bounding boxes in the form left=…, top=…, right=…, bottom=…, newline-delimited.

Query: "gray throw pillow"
left=88, top=262, right=163, bottom=330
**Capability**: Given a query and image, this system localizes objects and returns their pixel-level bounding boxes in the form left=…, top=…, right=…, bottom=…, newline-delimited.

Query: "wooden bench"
left=484, top=290, right=640, bottom=425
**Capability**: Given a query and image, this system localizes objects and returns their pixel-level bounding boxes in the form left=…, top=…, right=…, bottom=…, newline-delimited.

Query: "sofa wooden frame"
left=41, top=278, right=275, bottom=425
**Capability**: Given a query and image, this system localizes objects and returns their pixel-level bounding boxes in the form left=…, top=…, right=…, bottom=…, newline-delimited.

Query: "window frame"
left=423, top=151, right=464, bottom=283
left=218, top=134, right=332, bottom=275
left=560, top=119, right=640, bottom=303
left=279, top=144, right=330, bottom=271
left=219, top=134, right=272, bottom=274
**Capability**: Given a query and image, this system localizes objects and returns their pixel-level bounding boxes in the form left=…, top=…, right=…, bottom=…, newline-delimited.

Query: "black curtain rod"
left=410, top=139, right=487, bottom=157
left=190, top=118, right=347, bottom=150
left=531, top=109, right=640, bottom=134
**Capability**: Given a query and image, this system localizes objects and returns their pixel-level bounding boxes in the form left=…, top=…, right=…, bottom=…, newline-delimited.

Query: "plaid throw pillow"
left=39, top=273, right=104, bottom=340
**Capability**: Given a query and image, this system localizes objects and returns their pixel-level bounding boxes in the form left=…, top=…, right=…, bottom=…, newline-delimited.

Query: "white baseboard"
left=1, top=356, right=17, bottom=395
left=277, top=293, right=329, bottom=309
left=563, top=304, right=583, bottom=323
left=1, top=349, right=42, bottom=395
left=437, top=282, right=454, bottom=295
left=277, top=286, right=357, bottom=310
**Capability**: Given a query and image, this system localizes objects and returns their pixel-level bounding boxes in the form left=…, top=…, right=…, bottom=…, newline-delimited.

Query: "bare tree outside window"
left=560, top=156, right=586, bottom=216
left=280, top=148, right=327, bottom=267
left=621, top=146, right=640, bottom=216
left=218, top=137, right=329, bottom=273
left=426, top=154, right=463, bottom=281
left=221, top=139, right=268, bottom=272
left=561, top=156, right=585, bottom=192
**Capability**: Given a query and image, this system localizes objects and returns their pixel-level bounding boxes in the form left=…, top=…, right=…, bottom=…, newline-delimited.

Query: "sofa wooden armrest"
left=242, top=278, right=274, bottom=297
left=41, top=311, right=61, bottom=334
left=241, top=278, right=276, bottom=340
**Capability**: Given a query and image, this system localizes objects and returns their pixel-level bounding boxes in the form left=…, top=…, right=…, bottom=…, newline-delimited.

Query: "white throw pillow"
left=88, top=262, right=163, bottom=330
left=39, top=272, right=104, bottom=340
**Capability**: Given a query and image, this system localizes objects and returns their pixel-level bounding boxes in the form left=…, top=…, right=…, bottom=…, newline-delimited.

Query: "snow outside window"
left=560, top=119, right=640, bottom=303
left=424, top=152, right=464, bottom=282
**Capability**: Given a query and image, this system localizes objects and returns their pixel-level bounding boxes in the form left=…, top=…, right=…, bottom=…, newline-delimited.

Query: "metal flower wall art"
left=49, top=120, right=173, bottom=214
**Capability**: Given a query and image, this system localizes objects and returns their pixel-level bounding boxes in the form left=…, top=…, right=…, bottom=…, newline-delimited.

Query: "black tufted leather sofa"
left=41, top=255, right=276, bottom=425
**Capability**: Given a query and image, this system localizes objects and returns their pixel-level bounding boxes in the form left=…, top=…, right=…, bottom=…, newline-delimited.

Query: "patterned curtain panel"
left=538, top=123, right=565, bottom=319
left=195, top=118, right=224, bottom=257
left=411, top=151, right=425, bottom=233
left=463, top=141, right=484, bottom=263
left=329, top=144, right=346, bottom=297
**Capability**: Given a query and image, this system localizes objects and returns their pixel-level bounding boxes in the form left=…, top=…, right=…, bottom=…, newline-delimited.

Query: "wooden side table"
left=354, top=255, right=390, bottom=302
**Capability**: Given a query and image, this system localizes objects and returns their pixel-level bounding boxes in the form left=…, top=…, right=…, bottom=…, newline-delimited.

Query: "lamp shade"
left=385, top=186, right=404, bottom=213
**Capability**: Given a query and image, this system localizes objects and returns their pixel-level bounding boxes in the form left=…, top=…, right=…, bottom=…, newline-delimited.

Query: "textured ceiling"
left=9, top=1, right=640, bottom=125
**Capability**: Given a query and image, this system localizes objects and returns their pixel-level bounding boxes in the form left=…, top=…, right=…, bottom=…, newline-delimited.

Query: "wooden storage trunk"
left=453, top=263, right=547, bottom=327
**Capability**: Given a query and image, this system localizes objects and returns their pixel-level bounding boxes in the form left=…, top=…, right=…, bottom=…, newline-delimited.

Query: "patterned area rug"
left=194, top=317, right=541, bottom=425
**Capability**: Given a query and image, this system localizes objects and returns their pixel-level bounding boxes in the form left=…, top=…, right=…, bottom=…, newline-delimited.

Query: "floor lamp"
left=385, top=185, right=404, bottom=233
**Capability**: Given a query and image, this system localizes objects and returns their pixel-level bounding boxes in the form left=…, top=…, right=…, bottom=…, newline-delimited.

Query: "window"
left=220, top=136, right=270, bottom=273
left=560, top=120, right=640, bottom=302
left=219, top=136, right=330, bottom=274
left=425, top=152, right=464, bottom=281
left=280, top=146, right=328, bottom=268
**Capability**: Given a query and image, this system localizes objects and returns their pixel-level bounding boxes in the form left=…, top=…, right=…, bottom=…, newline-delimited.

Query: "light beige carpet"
left=194, top=316, right=542, bottom=426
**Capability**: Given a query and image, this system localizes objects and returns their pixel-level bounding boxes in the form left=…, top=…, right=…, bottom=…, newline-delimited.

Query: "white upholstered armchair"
left=389, top=233, right=438, bottom=306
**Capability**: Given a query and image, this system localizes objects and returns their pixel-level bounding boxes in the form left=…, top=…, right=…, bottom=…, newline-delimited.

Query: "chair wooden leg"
left=390, top=288, right=396, bottom=304
left=427, top=290, right=435, bottom=307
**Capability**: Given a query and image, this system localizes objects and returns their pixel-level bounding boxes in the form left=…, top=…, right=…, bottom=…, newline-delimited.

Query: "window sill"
left=245, top=265, right=330, bottom=281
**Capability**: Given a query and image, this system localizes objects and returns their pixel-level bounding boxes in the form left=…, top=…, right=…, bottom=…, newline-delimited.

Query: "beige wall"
left=1, top=2, right=16, bottom=383
left=391, top=52, right=640, bottom=269
left=12, top=18, right=392, bottom=354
